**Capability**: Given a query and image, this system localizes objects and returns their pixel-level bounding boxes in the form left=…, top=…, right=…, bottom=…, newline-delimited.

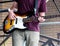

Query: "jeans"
left=12, top=30, right=39, bottom=46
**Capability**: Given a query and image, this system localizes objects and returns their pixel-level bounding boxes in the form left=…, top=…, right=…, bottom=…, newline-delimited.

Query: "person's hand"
left=8, top=10, right=16, bottom=20
left=38, top=17, right=45, bottom=22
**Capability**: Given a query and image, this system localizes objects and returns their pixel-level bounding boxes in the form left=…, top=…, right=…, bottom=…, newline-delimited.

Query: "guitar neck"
left=23, top=15, right=60, bottom=23
left=44, top=15, right=60, bottom=19
left=23, top=16, right=38, bottom=23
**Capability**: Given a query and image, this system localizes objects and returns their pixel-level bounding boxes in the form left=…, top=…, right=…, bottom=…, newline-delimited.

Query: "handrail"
left=0, top=35, right=9, bottom=37
left=52, top=0, right=60, bottom=13
left=40, top=34, right=60, bottom=42
left=0, top=9, right=8, bottom=13
left=0, top=1, right=13, bottom=3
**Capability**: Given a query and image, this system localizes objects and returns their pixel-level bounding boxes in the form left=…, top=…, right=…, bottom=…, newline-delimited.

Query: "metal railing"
left=0, top=21, right=60, bottom=46
left=0, top=32, right=60, bottom=46
left=0, top=0, right=13, bottom=3
left=40, top=34, right=60, bottom=46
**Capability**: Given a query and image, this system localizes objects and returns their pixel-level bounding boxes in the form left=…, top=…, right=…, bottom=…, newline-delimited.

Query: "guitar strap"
left=27, top=0, right=38, bottom=17
left=34, top=0, right=38, bottom=17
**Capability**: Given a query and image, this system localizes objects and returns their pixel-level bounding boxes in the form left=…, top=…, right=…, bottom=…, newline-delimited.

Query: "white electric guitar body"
left=3, top=13, right=38, bottom=34
left=11, top=16, right=27, bottom=30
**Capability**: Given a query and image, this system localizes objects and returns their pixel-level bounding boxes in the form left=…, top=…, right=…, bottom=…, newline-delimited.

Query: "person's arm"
left=10, top=1, right=18, bottom=10
left=8, top=1, right=18, bottom=20
left=38, top=0, right=46, bottom=22
left=38, top=12, right=45, bottom=22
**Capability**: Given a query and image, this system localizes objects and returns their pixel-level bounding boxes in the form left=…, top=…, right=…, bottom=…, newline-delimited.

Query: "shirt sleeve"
left=38, top=0, right=46, bottom=12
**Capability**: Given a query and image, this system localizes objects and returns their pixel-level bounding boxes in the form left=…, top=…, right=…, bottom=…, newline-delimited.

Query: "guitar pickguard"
left=13, top=16, right=27, bottom=29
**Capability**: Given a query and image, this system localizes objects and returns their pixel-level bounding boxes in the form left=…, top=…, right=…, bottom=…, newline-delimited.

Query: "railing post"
left=42, top=39, right=49, bottom=46
left=42, top=39, right=55, bottom=46
left=57, top=33, right=60, bottom=45
left=0, top=34, right=11, bottom=46
left=48, top=39, right=55, bottom=46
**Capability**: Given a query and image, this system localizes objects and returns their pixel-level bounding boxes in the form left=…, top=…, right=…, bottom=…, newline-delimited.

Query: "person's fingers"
left=38, top=17, right=45, bottom=22
left=11, top=15, right=16, bottom=19
left=8, top=14, right=16, bottom=20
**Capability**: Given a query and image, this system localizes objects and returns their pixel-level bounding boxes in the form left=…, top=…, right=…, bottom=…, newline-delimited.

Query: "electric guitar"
left=3, top=13, right=60, bottom=34
left=3, top=13, right=38, bottom=34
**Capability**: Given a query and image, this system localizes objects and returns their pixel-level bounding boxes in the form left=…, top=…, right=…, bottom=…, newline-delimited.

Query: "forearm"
left=39, top=12, right=45, bottom=17
left=9, top=1, right=17, bottom=12
left=8, top=1, right=17, bottom=19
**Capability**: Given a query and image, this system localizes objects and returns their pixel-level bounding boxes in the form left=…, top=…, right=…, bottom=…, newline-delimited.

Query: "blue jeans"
left=12, top=30, right=39, bottom=46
